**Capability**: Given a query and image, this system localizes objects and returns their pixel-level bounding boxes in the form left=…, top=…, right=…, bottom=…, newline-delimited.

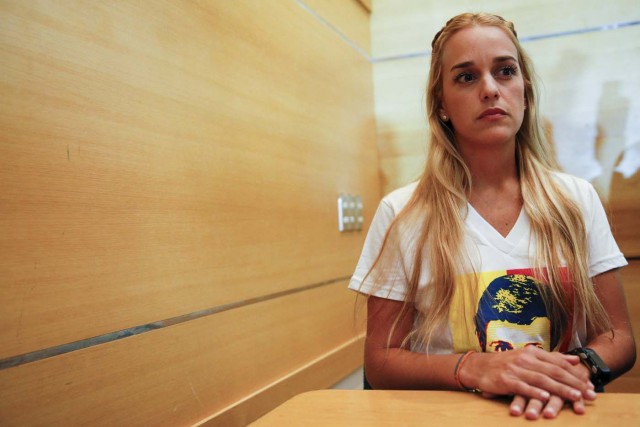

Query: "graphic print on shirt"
left=449, top=268, right=565, bottom=353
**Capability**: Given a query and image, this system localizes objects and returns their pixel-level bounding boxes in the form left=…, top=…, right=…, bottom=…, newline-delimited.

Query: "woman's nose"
left=480, top=76, right=499, bottom=100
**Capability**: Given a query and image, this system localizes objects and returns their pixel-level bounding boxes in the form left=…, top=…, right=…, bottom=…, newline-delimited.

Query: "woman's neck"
left=461, top=142, right=519, bottom=191
left=462, top=143, right=522, bottom=231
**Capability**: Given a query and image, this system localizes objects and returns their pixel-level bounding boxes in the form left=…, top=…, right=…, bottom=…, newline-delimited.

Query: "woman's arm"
left=364, top=296, right=459, bottom=390
left=365, top=296, right=594, bottom=402
left=586, top=268, right=636, bottom=377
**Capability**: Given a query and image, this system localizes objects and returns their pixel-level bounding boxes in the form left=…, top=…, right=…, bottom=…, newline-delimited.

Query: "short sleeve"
left=348, top=198, right=409, bottom=301
left=583, top=182, right=628, bottom=277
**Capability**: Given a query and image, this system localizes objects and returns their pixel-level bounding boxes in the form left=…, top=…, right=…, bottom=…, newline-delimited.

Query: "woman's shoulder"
left=550, top=171, right=600, bottom=211
left=550, top=171, right=596, bottom=197
left=380, top=181, right=419, bottom=215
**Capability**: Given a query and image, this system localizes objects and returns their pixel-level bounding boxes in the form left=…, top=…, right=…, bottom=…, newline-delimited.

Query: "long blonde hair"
left=366, top=12, right=611, bottom=351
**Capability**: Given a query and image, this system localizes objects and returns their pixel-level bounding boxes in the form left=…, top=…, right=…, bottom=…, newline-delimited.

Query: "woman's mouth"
left=478, top=108, right=507, bottom=120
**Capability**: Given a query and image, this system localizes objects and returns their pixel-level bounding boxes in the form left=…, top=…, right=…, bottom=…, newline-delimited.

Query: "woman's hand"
left=478, top=357, right=593, bottom=419
left=459, top=345, right=596, bottom=403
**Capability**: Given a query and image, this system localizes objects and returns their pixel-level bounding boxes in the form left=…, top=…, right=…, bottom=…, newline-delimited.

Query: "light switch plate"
left=338, top=194, right=363, bottom=232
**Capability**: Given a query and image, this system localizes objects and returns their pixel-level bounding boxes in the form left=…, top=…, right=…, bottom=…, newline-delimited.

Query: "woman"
left=349, top=13, right=635, bottom=420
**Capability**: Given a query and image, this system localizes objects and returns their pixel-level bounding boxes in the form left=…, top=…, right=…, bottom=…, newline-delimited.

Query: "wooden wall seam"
left=295, top=0, right=372, bottom=59
left=0, top=275, right=352, bottom=370
left=0, top=282, right=367, bottom=426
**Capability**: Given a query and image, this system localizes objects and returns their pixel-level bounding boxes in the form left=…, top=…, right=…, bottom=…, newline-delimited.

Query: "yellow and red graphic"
left=450, top=268, right=572, bottom=353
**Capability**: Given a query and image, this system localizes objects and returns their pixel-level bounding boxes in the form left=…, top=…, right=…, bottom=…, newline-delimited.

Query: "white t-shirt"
left=349, top=173, right=627, bottom=354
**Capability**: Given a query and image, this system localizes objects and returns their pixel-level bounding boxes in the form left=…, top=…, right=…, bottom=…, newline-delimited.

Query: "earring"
left=441, top=114, right=448, bottom=121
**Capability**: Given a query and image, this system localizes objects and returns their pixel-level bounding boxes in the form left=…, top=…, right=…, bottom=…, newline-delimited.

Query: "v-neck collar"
left=466, top=203, right=529, bottom=254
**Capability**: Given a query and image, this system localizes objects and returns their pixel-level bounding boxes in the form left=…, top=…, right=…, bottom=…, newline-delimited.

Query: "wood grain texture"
left=252, top=390, right=640, bottom=426
left=607, top=260, right=640, bottom=393
left=200, top=335, right=365, bottom=427
left=608, top=167, right=640, bottom=257
left=372, top=55, right=429, bottom=192
left=303, top=0, right=371, bottom=54
left=0, top=0, right=379, bottom=358
left=0, top=281, right=365, bottom=427
left=371, top=0, right=640, bottom=58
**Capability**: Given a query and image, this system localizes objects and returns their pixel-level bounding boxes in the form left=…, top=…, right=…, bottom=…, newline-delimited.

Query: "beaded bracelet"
left=454, top=350, right=480, bottom=392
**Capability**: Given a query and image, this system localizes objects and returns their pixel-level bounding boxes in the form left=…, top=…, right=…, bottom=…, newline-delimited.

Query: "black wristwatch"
left=565, top=347, right=611, bottom=390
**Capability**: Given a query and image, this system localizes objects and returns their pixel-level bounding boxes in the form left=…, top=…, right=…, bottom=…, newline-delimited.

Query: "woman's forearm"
left=588, top=269, right=637, bottom=381
left=365, top=346, right=462, bottom=390
left=586, top=328, right=636, bottom=381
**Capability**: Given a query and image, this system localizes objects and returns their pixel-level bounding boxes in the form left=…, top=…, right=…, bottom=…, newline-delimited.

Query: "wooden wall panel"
left=0, top=0, right=378, bottom=359
left=303, top=0, right=371, bottom=54
left=609, top=168, right=640, bottom=257
left=201, top=335, right=365, bottom=427
left=0, top=282, right=365, bottom=427
left=372, top=0, right=640, bottom=59
left=1, top=0, right=376, bottom=425
left=373, top=55, right=429, bottom=192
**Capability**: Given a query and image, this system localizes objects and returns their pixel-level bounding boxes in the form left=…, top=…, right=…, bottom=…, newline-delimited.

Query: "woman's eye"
left=455, top=72, right=475, bottom=83
left=496, top=65, right=518, bottom=78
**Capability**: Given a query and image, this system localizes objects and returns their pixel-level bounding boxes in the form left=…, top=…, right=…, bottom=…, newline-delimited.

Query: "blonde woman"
left=349, top=13, right=635, bottom=420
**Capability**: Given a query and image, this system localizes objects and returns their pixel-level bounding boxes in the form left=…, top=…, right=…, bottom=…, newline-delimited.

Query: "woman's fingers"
left=511, top=394, right=585, bottom=419
left=491, top=346, right=595, bottom=401
left=515, top=395, right=564, bottom=420
left=572, top=397, right=586, bottom=415
left=509, top=395, right=526, bottom=416
left=525, top=361, right=596, bottom=402
left=519, top=347, right=589, bottom=384
left=500, top=349, right=593, bottom=419
left=523, top=398, right=545, bottom=420
left=466, top=347, right=596, bottom=402
left=511, top=365, right=592, bottom=402
left=541, top=395, right=565, bottom=419
left=505, top=379, right=552, bottom=402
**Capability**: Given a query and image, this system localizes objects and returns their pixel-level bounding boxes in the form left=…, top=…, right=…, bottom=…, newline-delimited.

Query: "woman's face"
left=439, top=25, right=526, bottom=151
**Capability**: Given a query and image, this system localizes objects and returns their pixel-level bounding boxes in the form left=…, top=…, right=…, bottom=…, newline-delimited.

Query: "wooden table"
left=251, top=389, right=640, bottom=426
